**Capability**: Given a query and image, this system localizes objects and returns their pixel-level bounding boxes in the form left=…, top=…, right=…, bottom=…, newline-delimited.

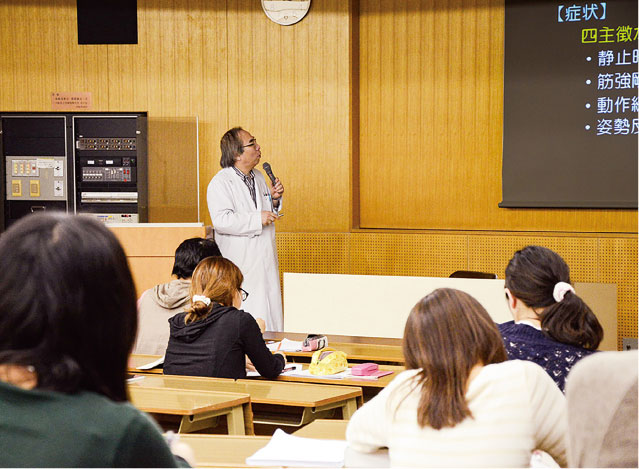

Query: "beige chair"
left=565, top=350, right=638, bottom=468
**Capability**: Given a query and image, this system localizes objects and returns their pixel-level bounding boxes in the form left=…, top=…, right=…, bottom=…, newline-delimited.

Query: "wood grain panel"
left=222, top=0, right=351, bottom=232
left=0, top=3, right=17, bottom=110
left=358, top=0, right=636, bottom=233
left=349, top=232, right=468, bottom=278
left=599, top=238, right=638, bottom=350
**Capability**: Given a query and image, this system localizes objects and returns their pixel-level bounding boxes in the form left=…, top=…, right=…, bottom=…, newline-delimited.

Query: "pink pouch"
left=301, top=335, right=328, bottom=352
left=351, top=362, right=379, bottom=376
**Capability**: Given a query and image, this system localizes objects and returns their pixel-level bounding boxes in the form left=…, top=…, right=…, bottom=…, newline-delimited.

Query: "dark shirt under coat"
left=164, top=303, right=285, bottom=379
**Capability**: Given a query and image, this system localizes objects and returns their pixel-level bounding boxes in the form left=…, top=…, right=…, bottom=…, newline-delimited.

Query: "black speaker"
left=77, top=0, right=138, bottom=45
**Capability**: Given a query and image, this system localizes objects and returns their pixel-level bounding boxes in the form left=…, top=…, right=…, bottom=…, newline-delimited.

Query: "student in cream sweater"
left=346, top=288, right=567, bottom=468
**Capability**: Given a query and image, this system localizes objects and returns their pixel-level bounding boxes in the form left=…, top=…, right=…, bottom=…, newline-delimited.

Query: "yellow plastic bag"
left=308, top=348, right=348, bottom=376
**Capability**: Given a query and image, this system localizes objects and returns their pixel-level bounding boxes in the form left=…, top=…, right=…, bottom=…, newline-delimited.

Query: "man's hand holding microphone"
left=261, top=162, right=284, bottom=226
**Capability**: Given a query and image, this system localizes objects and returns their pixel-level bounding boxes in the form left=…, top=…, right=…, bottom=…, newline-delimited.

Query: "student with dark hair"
left=500, top=245, right=603, bottom=391
left=0, top=213, right=191, bottom=467
left=134, top=237, right=221, bottom=355
left=346, top=288, right=567, bottom=467
left=164, top=256, right=285, bottom=379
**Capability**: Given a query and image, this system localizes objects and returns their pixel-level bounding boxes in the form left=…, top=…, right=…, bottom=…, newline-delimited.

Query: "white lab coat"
left=207, top=167, right=283, bottom=331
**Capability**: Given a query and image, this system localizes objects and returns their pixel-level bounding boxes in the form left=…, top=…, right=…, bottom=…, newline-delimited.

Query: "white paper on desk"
left=246, top=363, right=303, bottom=377
left=136, top=355, right=164, bottom=370
left=266, top=338, right=303, bottom=352
left=246, top=428, right=347, bottom=467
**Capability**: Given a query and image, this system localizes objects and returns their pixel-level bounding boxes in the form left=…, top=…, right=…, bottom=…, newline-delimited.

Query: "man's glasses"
left=240, top=288, right=249, bottom=301
left=242, top=140, right=257, bottom=148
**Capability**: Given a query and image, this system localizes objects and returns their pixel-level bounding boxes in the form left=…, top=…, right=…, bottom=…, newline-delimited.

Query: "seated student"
left=134, top=237, right=221, bottom=355
left=500, top=245, right=603, bottom=391
left=163, top=256, right=285, bottom=379
left=0, top=213, right=192, bottom=467
left=346, top=288, right=567, bottom=468
left=565, top=350, right=638, bottom=468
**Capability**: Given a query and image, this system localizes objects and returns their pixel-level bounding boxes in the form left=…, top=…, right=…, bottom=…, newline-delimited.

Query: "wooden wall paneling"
left=288, top=5, right=311, bottom=234
left=160, top=1, right=178, bottom=116
left=307, top=2, right=322, bottom=233
left=599, top=238, right=638, bottom=349
left=26, top=2, right=46, bottom=109
left=199, top=1, right=229, bottom=224
left=145, top=3, right=163, bottom=117
left=467, top=235, right=600, bottom=282
left=0, top=4, right=16, bottom=109
left=349, top=0, right=360, bottom=228
left=276, top=14, right=296, bottom=231
left=348, top=232, right=468, bottom=278
left=293, top=0, right=351, bottom=233
left=277, top=232, right=350, bottom=275
left=226, top=0, right=253, bottom=127
left=132, top=0, right=149, bottom=111
left=404, top=0, right=423, bottom=224
left=31, top=3, right=47, bottom=110
left=147, top=117, right=199, bottom=222
left=57, top=1, right=81, bottom=102
left=220, top=1, right=351, bottom=233
left=357, top=0, right=378, bottom=219
left=13, top=4, right=34, bottom=110
left=106, top=44, right=121, bottom=110
left=337, top=0, right=353, bottom=232
left=128, top=256, right=176, bottom=295
left=121, top=43, right=138, bottom=110
left=173, top=1, right=191, bottom=116
left=81, top=43, right=109, bottom=110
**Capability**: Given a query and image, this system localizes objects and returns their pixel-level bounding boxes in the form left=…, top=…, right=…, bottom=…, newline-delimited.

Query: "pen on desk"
left=276, top=341, right=282, bottom=352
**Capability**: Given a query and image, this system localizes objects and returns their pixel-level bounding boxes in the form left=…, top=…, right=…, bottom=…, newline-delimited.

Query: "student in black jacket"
left=164, top=256, right=286, bottom=379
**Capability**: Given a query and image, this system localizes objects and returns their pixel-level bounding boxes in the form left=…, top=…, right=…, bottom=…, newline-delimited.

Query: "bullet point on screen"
left=586, top=79, right=592, bottom=85
left=585, top=103, right=591, bottom=109
left=586, top=56, right=592, bottom=61
left=585, top=125, right=591, bottom=130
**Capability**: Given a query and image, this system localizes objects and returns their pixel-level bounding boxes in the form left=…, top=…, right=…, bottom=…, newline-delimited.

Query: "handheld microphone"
left=262, top=162, right=277, bottom=185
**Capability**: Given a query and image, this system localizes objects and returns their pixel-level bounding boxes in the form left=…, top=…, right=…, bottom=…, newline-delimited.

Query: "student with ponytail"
left=346, top=288, right=567, bottom=467
left=163, top=256, right=285, bottom=379
left=500, top=245, right=603, bottom=391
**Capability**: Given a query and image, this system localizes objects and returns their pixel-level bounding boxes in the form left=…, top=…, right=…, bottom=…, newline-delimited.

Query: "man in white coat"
left=206, top=127, right=284, bottom=331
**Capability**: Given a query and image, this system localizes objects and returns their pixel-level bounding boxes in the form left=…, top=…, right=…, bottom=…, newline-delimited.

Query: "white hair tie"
left=192, top=295, right=211, bottom=306
left=553, top=282, right=575, bottom=302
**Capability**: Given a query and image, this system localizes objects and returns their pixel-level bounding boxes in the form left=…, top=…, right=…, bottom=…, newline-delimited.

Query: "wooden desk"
left=128, top=354, right=163, bottom=374
left=293, top=419, right=348, bottom=439
left=178, top=433, right=390, bottom=468
left=177, top=434, right=270, bottom=468
left=274, top=364, right=403, bottom=390
left=127, top=352, right=399, bottom=389
left=131, top=374, right=362, bottom=427
left=128, top=386, right=251, bottom=434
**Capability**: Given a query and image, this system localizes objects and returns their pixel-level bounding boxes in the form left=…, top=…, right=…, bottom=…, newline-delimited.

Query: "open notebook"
left=246, top=428, right=347, bottom=467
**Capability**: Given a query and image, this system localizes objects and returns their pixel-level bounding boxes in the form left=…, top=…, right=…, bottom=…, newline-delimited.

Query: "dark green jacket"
left=0, top=380, right=189, bottom=468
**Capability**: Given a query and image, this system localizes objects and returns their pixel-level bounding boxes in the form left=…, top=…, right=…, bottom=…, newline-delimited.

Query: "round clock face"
left=261, top=0, right=311, bottom=26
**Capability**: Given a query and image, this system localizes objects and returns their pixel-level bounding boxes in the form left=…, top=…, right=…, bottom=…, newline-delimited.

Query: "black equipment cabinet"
left=0, top=112, right=147, bottom=231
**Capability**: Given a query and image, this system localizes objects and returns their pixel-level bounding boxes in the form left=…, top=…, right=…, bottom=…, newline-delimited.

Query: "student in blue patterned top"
left=0, top=213, right=193, bottom=467
left=499, top=245, right=603, bottom=391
